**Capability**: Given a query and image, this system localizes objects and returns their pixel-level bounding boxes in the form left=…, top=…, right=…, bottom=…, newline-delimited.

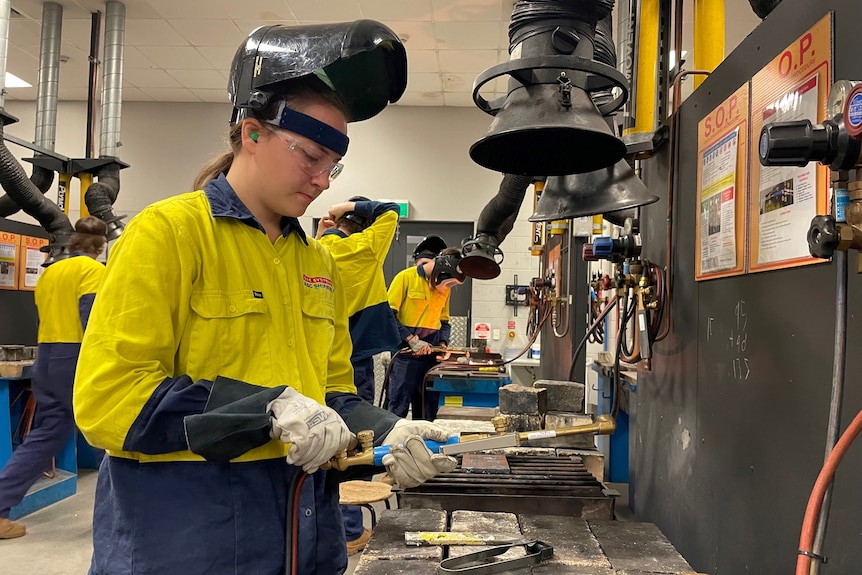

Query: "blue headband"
left=271, top=105, right=349, bottom=156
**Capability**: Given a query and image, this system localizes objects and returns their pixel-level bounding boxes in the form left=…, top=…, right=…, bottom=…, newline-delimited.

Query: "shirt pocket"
left=300, top=295, right=336, bottom=379
left=187, top=290, right=273, bottom=384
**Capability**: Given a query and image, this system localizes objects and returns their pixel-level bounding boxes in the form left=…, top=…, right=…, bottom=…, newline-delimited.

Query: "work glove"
left=407, top=336, right=433, bottom=355
left=267, top=387, right=352, bottom=473
left=382, top=419, right=453, bottom=446
left=381, top=435, right=458, bottom=489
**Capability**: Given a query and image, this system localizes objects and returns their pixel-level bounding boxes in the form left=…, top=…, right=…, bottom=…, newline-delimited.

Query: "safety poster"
left=19, top=235, right=48, bottom=291
left=748, top=13, right=831, bottom=272
left=0, top=231, right=19, bottom=290
left=695, top=84, right=748, bottom=280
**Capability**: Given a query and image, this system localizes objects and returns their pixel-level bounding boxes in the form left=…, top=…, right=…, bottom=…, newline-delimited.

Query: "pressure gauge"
left=828, top=80, right=859, bottom=119
left=623, top=217, right=639, bottom=236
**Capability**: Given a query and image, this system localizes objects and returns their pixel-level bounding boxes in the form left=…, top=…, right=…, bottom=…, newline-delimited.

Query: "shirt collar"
left=416, top=263, right=428, bottom=279
left=204, top=174, right=308, bottom=244
left=321, top=229, right=348, bottom=239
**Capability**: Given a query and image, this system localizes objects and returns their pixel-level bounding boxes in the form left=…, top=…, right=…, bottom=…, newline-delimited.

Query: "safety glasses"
left=263, top=125, right=344, bottom=181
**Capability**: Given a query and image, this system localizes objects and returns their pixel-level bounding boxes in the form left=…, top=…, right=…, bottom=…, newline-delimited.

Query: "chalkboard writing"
left=729, top=300, right=750, bottom=380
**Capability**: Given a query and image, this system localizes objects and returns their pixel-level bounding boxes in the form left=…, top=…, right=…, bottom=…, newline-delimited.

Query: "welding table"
left=353, top=508, right=694, bottom=575
left=1, top=367, right=77, bottom=519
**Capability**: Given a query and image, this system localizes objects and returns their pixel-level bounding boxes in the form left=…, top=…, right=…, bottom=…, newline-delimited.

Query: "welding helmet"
left=430, top=251, right=466, bottom=290
left=339, top=195, right=373, bottom=230
left=228, top=21, right=407, bottom=125
left=412, top=235, right=447, bottom=261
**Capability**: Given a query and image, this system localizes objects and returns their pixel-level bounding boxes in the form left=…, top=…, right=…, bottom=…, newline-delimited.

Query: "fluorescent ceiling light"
left=5, top=72, right=31, bottom=88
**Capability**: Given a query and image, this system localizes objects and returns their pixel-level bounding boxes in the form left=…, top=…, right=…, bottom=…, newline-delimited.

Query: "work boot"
left=345, top=528, right=372, bottom=556
left=0, top=517, right=25, bottom=539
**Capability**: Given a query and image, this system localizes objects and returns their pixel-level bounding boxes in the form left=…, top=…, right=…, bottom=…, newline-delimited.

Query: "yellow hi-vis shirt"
left=74, top=190, right=356, bottom=463
left=387, top=266, right=450, bottom=331
left=35, top=254, right=104, bottom=343
left=318, top=210, right=397, bottom=318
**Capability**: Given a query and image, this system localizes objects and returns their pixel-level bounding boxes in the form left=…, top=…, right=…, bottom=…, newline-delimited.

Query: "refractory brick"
left=532, top=379, right=585, bottom=413
left=498, top=384, right=547, bottom=415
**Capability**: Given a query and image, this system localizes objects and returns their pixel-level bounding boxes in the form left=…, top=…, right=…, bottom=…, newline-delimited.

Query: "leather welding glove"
left=381, top=435, right=457, bottom=489
left=267, top=387, right=353, bottom=473
left=407, top=336, right=433, bottom=355
left=382, top=419, right=453, bottom=446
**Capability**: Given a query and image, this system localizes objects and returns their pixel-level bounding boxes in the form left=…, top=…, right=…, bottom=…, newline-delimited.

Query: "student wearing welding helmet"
left=316, top=195, right=403, bottom=554
left=73, top=22, right=456, bottom=575
left=0, top=216, right=106, bottom=539
left=387, top=246, right=466, bottom=420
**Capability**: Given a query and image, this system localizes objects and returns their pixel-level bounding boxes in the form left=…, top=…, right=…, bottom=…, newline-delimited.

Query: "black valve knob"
left=759, top=120, right=830, bottom=167
left=807, top=215, right=840, bottom=259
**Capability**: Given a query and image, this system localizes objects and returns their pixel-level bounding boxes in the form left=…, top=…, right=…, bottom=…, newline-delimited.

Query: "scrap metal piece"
left=436, top=540, right=554, bottom=574
left=460, top=454, right=511, bottom=475
left=405, top=532, right=519, bottom=547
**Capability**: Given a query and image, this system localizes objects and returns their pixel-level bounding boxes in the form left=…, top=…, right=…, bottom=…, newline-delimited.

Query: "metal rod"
left=35, top=2, right=62, bottom=151
left=809, top=249, right=848, bottom=574
left=0, top=0, right=11, bottom=108
left=100, top=1, right=124, bottom=158
left=2, top=133, right=69, bottom=161
left=86, top=11, right=101, bottom=159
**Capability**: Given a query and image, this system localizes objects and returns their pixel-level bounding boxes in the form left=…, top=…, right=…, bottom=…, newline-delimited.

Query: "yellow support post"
left=693, top=0, right=725, bottom=89
left=78, top=172, right=92, bottom=218
left=623, top=0, right=660, bottom=141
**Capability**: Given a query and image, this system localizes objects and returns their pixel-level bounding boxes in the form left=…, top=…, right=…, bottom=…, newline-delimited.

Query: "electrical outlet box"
left=492, top=329, right=501, bottom=340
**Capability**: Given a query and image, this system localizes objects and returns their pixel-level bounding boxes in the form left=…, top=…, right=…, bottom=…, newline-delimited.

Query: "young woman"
left=73, top=22, right=455, bottom=575
left=0, top=216, right=106, bottom=538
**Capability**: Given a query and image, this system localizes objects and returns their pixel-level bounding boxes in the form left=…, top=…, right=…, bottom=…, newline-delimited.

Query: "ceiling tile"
left=138, top=46, right=211, bottom=70
left=57, top=86, right=89, bottom=101
left=59, top=19, right=95, bottom=52
left=5, top=86, right=37, bottom=100
left=387, top=21, right=437, bottom=50
left=435, top=21, right=499, bottom=50
left=145, top=0, right=232, bottom=19
left=196, top=46, right=238, bottom=70
left=169, top=19, right=245, bottom=47
left=238, top=0, right=297, bottom=21
left=438, top=49, right=496, bottom=73
left=122, top=46, right=157, bottom=69
left=289, top=0, right=362, bottom=21
left=125, top=20, right=189, bottom=47
left=407, top=72, right=442, bottom=92
left=55, top=44, right=90, bottom=68
left=407, top=50, right=438, bottom=73
left=359, top=0, right=432, bottom=21
left=9, top=18, right=42, bottom=47
left=498, top=21, right=511, bottom=51
left=11, top=0, right=90, bottom=20
left=140, top=87, right=201, bottom=102
left=432, top=0, right=502, bottom=22
left=396, top=91, right=444, bottom=106
left=121, top=86, right=154, bottom=101
left=125, top=68, right=182, bottom=89
left=59, top=65, right=92, bottom=88
left=166, top=68, right=226, bottom=90
left=443, top=92, right=475, bottom=107
left=441, top=73, right=472, bottom=92
left=191, top=88, right=229, bottom=103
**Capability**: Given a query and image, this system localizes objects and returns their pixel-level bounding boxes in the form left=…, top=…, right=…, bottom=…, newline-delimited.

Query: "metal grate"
left=399, top=454, right=616, bottom=518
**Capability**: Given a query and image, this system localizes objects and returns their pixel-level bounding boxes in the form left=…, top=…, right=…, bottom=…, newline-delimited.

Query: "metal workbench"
left=353, top=509, right=694, bottom=574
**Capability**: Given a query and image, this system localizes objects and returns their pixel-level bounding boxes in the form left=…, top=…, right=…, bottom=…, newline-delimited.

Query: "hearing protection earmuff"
left=250, top=132, right=259, bottom=142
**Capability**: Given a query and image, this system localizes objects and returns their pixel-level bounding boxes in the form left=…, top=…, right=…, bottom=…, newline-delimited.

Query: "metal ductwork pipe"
left=85, top=0, right=125, bottom=240
left=0, top=2, right=62, bottom=217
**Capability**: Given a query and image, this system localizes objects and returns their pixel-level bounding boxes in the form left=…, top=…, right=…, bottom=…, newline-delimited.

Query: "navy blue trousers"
left=386, top=353, right=440, bottom=420
left=342, top=356, right=374, bottom=541
left=89, top=457, right=347, bottom=575
left=0, top=343, right=78, bottom=518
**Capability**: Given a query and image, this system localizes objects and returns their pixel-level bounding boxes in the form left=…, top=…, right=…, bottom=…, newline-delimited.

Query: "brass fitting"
left=322, top=429, right=376, bottom=471
left=491, top=414, right=509, bottom=435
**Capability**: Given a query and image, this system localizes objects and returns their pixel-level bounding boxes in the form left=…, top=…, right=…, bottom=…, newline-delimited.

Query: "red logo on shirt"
left=302, top=274, right=333, bottom=292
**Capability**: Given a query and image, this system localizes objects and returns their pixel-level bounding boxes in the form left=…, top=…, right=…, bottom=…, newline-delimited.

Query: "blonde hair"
left=192, top=76, right=347, bottom=191
left=69, top=216, right=107, bottom=254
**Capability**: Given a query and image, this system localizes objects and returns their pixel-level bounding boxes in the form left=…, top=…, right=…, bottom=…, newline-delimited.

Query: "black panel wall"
left=635, top=0, right=862, bottom=573
left=0, top=218, right=48, bottom=345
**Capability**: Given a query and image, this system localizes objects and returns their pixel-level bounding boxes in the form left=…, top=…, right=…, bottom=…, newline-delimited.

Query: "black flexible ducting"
left=748, top=0, right=782, bottom=18
left=509, top=0, right=615, bottom=52
left=84, top=163, right=119, bottom=220
left=0, top=124, right=72, bottom=250
left=476, top=174, right=533, bottom=244
left=0, top=164, right=55, bottom=217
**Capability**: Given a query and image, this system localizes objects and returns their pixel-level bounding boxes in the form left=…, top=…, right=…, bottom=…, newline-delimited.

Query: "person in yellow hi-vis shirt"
left=316, top=196, right=403, bottom=555
left=72, top=23, right=455, bottom=575
left=0, top=216, right=106, bottom=539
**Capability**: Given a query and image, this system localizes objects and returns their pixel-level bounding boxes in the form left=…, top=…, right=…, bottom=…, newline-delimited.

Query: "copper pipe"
left=655, top=68, right=711, bottom=342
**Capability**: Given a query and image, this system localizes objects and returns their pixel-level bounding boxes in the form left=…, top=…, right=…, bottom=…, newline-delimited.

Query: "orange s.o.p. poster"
left=695, top=83, right=749, bottom=281
left=0, top=231, right=20, bottom=290
left=749, top=13, right=832, bottom=273
left=18, top=236, right=49, bottom=291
